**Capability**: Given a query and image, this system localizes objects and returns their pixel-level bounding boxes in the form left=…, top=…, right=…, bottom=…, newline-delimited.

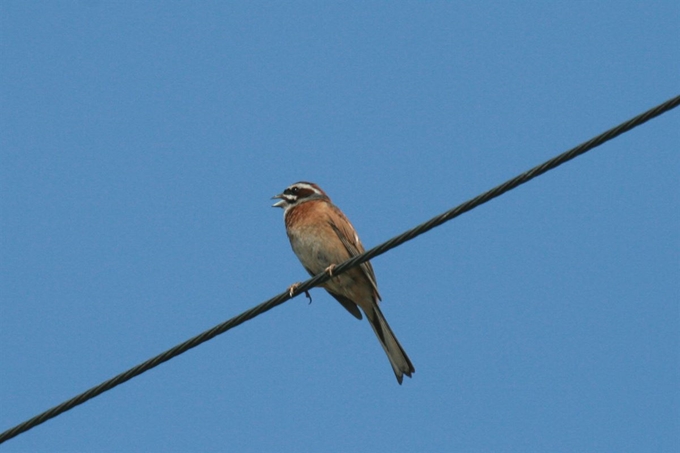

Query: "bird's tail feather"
left=367, top=304, right=415, bottom=384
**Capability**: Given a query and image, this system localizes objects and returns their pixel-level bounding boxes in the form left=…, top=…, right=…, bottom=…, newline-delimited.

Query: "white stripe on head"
left=272, top=181, right=329, bottom=212
left=290, top=182, right=324, bottom=196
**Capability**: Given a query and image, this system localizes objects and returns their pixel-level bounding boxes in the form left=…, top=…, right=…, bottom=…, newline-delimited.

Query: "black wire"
left=1, top=94, right=678, bottom=445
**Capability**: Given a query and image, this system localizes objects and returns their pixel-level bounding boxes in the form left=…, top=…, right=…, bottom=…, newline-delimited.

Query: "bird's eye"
left=290, top=187, right=299, bottom=194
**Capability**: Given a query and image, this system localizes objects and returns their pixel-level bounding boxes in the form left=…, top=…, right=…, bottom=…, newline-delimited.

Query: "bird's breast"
left=285, top=201, right=347, bottom=274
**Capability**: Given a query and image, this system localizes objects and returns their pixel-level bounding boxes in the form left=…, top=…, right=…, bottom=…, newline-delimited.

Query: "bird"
left=272, top=181, right=415, bottom=384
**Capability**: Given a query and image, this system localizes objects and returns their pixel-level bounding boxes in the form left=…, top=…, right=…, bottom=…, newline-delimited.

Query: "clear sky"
left=1, top=2, right=678, bottom=452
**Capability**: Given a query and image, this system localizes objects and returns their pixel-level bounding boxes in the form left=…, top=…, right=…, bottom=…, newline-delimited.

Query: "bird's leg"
left=324, top=264, right=337, bottom=277
left=287, top=282, right=313, bottom=304
left=288, top=282, right=301, bottom=297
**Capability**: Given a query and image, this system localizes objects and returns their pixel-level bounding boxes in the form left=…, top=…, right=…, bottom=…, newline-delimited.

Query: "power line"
left=1, top=94, right=678, bottom=445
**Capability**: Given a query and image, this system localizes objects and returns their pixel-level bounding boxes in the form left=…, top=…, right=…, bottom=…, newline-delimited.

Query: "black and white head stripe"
left=272, top=182, right=329, bottom=209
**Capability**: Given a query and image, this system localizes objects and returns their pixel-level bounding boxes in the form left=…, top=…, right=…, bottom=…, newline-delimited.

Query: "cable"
left=1, top=94, right=678, bottom=445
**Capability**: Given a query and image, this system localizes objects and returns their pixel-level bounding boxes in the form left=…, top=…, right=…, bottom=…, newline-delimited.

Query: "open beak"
left=271, top=194, right=286, bottom=208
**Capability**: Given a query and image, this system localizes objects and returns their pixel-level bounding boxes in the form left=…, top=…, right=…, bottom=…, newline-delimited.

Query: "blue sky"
left=1, top=2, right=678, bottom=451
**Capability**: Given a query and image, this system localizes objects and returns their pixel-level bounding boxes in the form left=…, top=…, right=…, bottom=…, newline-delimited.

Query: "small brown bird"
left=272, top=182, right=414, bottom=384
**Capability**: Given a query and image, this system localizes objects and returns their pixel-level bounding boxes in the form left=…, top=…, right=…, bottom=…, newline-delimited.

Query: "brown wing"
left=328, top=292, right=363, bottom=320
left=326, top=204, right=382, bottom=301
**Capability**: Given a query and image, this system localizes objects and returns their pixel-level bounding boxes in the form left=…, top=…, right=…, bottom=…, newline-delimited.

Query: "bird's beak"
left=271, top=194, right=286, bottom=208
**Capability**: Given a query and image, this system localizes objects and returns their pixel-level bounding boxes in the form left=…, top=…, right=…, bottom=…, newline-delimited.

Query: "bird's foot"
left=324, top=264, right=337, bottom=277
left=287, top=282, right=313, bottom=304
left=288, top=282, right=301, bottom=297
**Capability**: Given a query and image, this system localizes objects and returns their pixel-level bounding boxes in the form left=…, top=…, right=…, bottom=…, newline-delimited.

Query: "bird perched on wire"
left=272, top=181, right=414, bottom=384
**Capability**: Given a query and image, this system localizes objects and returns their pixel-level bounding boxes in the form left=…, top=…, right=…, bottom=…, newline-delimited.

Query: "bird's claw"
left=288, top=282, right=301, bottom=297
left=324, top=264, right=337, bottom=277
left=288, top=282, right=313, bottom=304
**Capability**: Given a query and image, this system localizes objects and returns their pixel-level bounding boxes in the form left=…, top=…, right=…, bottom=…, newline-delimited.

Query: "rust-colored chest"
left=284, top=199, right=331, bottom=234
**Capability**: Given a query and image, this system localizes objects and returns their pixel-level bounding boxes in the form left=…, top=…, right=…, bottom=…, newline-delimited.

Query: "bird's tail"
left=367, top=304, right=415, bottom=384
